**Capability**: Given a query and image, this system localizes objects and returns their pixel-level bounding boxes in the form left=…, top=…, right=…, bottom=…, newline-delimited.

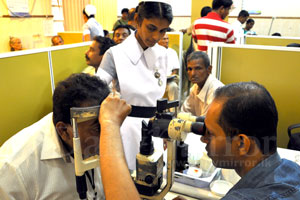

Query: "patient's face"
left=201, top=99, right=236, bottom=169
left=77, top=118, right=100, bottom=157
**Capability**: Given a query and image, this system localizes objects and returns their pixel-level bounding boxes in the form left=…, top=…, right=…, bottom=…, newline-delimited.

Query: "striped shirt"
left=192, top=12, right=235, bottom=51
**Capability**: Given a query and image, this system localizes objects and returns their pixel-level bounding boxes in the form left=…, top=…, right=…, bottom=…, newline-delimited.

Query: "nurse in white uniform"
left=96, top=0, right=173, bottom=170
left=82, top=4, right=104, bottom=41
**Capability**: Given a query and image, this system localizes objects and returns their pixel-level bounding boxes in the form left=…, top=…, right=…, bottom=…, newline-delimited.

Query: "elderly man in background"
left=51, top=35, right=64, bottom=46
left=181, top=51, right=224, bottom=116
left=9, top=37, right=23, bottom=51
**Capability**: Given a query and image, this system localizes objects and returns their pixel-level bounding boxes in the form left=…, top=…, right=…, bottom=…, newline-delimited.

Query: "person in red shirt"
left=192, top=0, right=235, bottom=52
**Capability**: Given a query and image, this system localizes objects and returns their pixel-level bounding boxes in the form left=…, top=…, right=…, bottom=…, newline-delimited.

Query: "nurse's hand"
left=99, top=93, right=131, bottom=127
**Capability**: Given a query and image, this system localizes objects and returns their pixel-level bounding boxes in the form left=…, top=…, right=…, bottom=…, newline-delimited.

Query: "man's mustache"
left=85, top=55, right=90, bottom=60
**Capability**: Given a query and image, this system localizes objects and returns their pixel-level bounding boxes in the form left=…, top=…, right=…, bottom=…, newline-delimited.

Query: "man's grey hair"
left=187, top=51, right=210, bottom=68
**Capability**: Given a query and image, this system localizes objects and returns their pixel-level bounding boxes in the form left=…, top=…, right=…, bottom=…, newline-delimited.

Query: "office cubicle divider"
left=245, top=35, right=300, bottom=47
left=209, top=43, right=300, bottom=148
left=58, top=32, right=83, bottom=45
left=0, top=43, right=90, bottom=145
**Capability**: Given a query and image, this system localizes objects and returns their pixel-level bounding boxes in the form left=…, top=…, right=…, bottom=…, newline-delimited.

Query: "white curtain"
left=62, top=0, right=90, bottom=31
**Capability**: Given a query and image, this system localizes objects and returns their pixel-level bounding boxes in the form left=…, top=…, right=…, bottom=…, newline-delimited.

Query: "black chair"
left=287, top=123, right=300, bottom=151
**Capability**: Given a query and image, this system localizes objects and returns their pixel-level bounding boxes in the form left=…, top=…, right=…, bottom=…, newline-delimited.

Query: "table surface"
left=163, top=146, right=300, bottom=200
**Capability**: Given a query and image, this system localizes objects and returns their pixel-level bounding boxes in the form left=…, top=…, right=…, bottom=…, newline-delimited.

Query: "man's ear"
left=236, top=134, right=251, bottom=156
left=55, top=121, right=73, bottom=143
left=220, top=5, right=225, bottom=12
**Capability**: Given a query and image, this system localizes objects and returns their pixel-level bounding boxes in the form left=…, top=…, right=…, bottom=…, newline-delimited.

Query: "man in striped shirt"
left=192, top=0, right=235, bottom=52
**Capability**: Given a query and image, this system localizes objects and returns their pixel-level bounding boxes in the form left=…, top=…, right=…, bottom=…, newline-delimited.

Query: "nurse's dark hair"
left=214, top=82, right=278, bottom=154
left=137, top=1, right=173, bottom=24
left=187, top=51, right=210, bottom=69
left=53, top=73, right=110, bottom=125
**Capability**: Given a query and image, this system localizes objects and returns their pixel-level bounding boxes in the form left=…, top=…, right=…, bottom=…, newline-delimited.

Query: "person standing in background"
left=243, top=18, right=256, bottom=35
left=82, top=4, right=104, bottom=41
left=192, top=0, right=235, bottom=52
left=113, top=8, right=129, bottom=30
left=231, top=10, right=249, bottom=44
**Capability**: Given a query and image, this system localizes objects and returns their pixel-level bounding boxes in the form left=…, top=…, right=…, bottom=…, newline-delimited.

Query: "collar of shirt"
left=205, top=12, right=224, bottom=22
left=230, top=152, right=281, bottom=190
left=40, top=113, right=72, bottom=163
left=122, top=33, right=165, bottom=69
left=196, top=74, right=212, bottom=102
left=122, top=33, right=144, bottom=65
left=87, top=17, right=96, bottom=24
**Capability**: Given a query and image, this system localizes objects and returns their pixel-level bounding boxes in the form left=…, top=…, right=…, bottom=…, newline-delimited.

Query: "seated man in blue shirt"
left=201, top=81, right=300, bottom=199
left=98, top=81, right=300, bottom=199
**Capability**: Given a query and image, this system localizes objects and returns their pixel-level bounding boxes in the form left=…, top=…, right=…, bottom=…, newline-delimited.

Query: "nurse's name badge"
left=154, top=71, right=160, bottom=79
left=154, top=69, right=163, bottom=86
left=158, top=78, right=163, bottom=86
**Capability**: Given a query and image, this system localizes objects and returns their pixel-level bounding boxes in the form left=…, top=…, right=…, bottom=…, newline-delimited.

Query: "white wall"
left=242, top=0, right=300, bottom=17
left=229, top=0, right=300, bottom=37
left=117, top=0, right=192, bottom=17
left=117, top=0, right=138, bottom=16
left=231, top=0, right=300, bottom=17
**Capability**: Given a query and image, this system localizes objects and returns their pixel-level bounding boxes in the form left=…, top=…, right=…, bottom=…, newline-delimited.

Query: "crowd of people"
left=1, top=0, right=300, bottom=200
left=10, top=1, right=297, bottom=52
